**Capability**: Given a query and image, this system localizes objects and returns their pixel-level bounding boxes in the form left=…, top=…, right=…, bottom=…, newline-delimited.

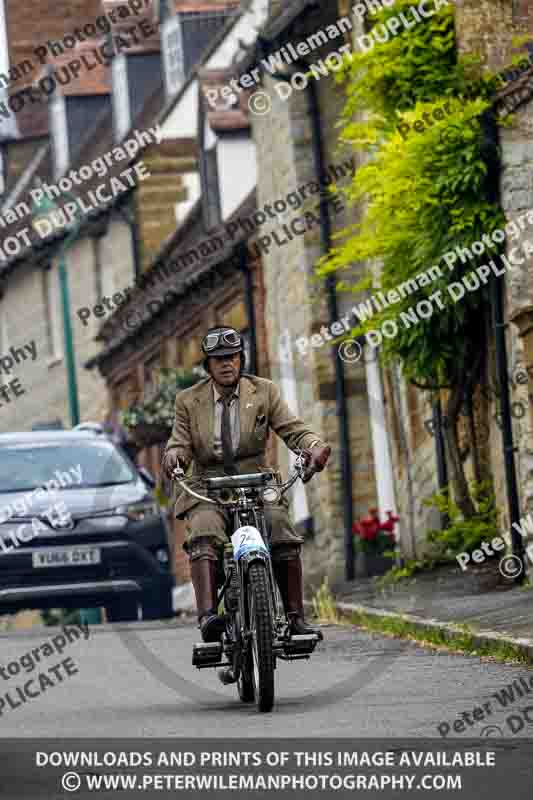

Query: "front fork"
left=239, top=507, right=282, bottom=627
left=227, top=508, right=282, bottom=666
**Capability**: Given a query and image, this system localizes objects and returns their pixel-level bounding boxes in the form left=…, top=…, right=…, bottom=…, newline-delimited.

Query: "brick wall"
left=5, top=0, right=103, bottom=91
left=135, top=141, right=192, bottom=272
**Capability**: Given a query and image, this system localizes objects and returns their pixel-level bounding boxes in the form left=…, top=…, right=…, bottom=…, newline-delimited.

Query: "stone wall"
left=379, top=366, right=440, bottom=558
left=454, top=0, right=533, bottom=546
left=327, top=0, right=533, bottom=557
left=0, top=217, right=136, bottom=432
left=250, top=1, right=378, bottom=587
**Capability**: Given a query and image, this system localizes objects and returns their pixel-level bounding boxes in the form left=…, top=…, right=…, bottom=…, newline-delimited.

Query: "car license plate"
left=32, top=546, right=101, bottom=568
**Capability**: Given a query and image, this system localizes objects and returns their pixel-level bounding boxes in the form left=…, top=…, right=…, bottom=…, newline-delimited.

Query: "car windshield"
left=0, top=440, right=136, bottom=493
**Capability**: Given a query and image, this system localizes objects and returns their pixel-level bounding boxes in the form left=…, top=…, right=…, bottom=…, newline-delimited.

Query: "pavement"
left=330, top=563, right=533, bottom=661
left=2, top=616, right=533, bottom=739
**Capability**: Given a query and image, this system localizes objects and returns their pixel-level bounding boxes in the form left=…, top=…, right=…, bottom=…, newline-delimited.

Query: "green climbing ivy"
left=318, top=0, right=519, bottom=516
left=319, top=0, right=506, bottom=383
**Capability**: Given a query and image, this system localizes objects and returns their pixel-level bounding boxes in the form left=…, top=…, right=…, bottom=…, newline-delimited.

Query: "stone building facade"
left=89, top=0, right=383, bottom=588
left=0, top=0, right=238, bottom=435
left=246, top=3, right=380, bottom=585
left=0, top=0, right=241, bottom=589
left=7, top=0, right=532, bottom=590
left=382, top=0, right=533, bottom=555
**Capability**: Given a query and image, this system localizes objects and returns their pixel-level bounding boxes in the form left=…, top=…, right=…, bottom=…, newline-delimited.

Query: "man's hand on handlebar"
left=301, top=444, right=331, bottom=482
left=162, top=450, right=182, bottom=480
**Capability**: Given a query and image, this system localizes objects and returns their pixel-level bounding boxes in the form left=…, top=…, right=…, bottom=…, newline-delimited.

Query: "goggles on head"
left=202, top=329, right=242, bottom=353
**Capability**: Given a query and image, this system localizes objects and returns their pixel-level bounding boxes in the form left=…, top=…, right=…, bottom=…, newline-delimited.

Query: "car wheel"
left=105, top=597, right=139, bottom=622
left=141, top=588, right=174, bottom=621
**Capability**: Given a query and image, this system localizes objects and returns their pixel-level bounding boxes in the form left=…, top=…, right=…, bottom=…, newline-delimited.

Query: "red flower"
left=354, top=508, right=400, bottom=547
left=359, top=517, right=379, bottom=540
left=380, top=511, right=400, bottom=533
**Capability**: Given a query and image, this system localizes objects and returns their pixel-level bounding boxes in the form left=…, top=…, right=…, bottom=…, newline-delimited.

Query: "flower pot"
left=355, top=551, right=394, bottom=577
left=365, top=553, right=394, bottom=577
left=355, top=551, right=367, bottom=578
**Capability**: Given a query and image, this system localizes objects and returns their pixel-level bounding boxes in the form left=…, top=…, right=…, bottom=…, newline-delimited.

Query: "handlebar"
left=171, top=450, right=316, bottom=506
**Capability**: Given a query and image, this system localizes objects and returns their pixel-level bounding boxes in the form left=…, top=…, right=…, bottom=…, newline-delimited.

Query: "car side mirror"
left=138, top=467, right=156, bottom=489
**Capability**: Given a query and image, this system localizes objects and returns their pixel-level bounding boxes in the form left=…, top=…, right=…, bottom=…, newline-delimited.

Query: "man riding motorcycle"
left=162, top=326, right=331, bottom=644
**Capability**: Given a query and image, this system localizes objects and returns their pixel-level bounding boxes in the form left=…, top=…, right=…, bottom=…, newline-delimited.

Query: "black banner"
left=0, top=738, right=532, bottom=798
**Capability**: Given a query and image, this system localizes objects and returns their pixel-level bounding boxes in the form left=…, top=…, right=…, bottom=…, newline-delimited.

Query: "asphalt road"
left=1, top=618, right=532, bottom=738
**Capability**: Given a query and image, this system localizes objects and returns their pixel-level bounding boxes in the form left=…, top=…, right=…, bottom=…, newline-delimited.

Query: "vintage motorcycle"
left=172, top=452, right=321, bottom=713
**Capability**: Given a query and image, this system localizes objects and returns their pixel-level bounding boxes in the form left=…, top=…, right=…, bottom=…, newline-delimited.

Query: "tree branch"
left=410, top=378, right=453, bottom=391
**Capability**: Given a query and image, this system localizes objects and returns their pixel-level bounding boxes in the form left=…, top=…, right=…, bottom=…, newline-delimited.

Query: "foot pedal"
left=192, top=641, right=223, bottom=668
left=283, top=634, right=319, bottom=657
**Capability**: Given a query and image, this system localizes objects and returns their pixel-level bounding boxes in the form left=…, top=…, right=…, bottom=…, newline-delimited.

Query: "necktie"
left=221, top=395, right=237, bottom=474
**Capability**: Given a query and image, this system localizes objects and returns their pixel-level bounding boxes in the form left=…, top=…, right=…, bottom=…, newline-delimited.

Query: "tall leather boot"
left=190, top=559, right=226, bottom=642
left=273, top=556, right=323, bottom=640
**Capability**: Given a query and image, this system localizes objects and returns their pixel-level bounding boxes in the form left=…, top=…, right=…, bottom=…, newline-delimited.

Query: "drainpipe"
left=481, top=109, right=525, bottom=582
left=58, top=251, right=80, bottom=427
left=432, top=397, right=449, bottom=530
left=268, top=58, right=355, bottom=580
left=237, top=241, right=258, bottom=374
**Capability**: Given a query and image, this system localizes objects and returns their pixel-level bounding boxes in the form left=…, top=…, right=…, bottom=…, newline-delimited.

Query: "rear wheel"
left=247, top=561, right=275, bottom=712
left=238, top=653, right=255, bottom=703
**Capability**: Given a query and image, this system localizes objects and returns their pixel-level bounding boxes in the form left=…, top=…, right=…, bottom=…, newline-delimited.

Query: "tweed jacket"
left=164, top=374, right=325, bottom=518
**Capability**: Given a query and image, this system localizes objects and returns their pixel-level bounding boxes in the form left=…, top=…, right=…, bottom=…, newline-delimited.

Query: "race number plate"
left=231, top=526, right=268, bottom=561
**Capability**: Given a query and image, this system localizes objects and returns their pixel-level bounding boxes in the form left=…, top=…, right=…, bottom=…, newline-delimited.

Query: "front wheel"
left=238, top=659, right=255, bottom=703
left=247, top=561, right=275, bottom=712
left=233, top=611, right=254, bottom=703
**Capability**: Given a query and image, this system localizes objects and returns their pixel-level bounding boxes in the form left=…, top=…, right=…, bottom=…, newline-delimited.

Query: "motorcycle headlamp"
left=262, top=487, right=281, bottom=505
